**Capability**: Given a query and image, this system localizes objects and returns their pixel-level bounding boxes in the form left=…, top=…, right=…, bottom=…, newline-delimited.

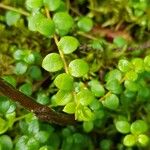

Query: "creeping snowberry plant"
left=0, top=0, right=150, bottom=149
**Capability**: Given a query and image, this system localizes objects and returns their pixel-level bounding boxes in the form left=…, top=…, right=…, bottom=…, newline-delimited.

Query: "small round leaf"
left=42, top=53, right=63, bottom=72
left=115, top=120, right=130, bottom=134
left=76, top=89, right=94, bottom=106
left=43, top=0, right=61, bottom=11
left=123, top=134, right=136, bottom=147
left=54, top=73, right=74, bottom=91
left=37, top=18, right=55, bottom=37
left=138, top=134, right=149, bottom=147
left=102, top=94, right=119, bottom=110
left=53, top=12, right=74, bottom=36
left=63, top=102, right=76, bottom=114
left=69, top=59, right=89, bottom=77
left=118, top=59, right=132, bottom=72
left=88, top=80, right=105, bottom=97
left=77, top=17, right=93, bottom=32
left=58, top=36, right=79, bottom=54
left=55, top=90, right=73, bottom=106
left=130, top=120, right=148, bottom=135
left=5, top=11, right=20, bottom=26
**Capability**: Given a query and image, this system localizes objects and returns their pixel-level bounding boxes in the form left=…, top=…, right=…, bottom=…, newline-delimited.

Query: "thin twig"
left=45, top=7, right=69, bottom=73
left=0, top=3, right=30, bottom=16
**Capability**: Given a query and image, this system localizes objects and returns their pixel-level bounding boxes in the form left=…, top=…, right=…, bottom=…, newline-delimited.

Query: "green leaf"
left=105, top=69, right=122, bottom=82
left=2, top=76, right=16, bottom=87
left=131, top=58, right=145, bottom=73
left=75, top=105, right=94, bottom=121
left=106, top=79, right=122, bottom=94
left=88, top=80, right=105, bottom=97
left=113, top=36, right=127, bottom=47
left=14, top=62, right=28, bottom=75
left=28, top=13, right=45, bottom=31
left=5, top=11, right=20, bottom=26
left=54, top=73, right=74, bottom=91
left=26, top=0, right=43, bottom=10
left=99, top=139, right=113, bottom=150
left=42, top=53, right=63, bottom=72
left=0, top=117, right=8, bottom=134
left=37, top=18, right=55, bottom=37
left=55, top=90, right=73, bottom=106
left=144, top=55, right=150, bottom=71
left=118, top=59, right=132, bottom=72
left=23, top=51, right=35, bottom=64
left=36, top=92, right=49, bottom=105
left=102, top=94, right=119, bottom=110
left=15, top=135, right=28, bottom=150
left=35, top=131, right=50, bottom=143
left=83, top=121, right=94, bottom=133
left=63, top=101, right=76, bottom=114
left=0, top=96, right=16, bottom=114
left=115, top=120, right=130, bottom=134
left=137, top=134, right=149, bottom=147
left=123, top=134, right=136, bottom=147
left=130, top=120, right=148, bottom=135
left=58, top=36, right=79, bottom=54
left=13, top=49, right=24, bottom=60
left=125, top=70, right=138, bottom=81
left=124, top=80, right=139, bottom=92
left=53, top=12, right=74, bottom=36
left=19, top=83, right=32, bottom=96
left=0, top=135, right=13, bottom=150
left=77, top=17, right=93, bottom=32
left=69, top=59, right=89, bottom=77
left=28, top=66, right=42, bottom=80
left=76, top=89, right=94, bottom=106
left=43, top=0, right=61, bottom=11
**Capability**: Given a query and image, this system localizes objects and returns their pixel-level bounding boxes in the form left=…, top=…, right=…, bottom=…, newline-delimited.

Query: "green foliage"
left=115, top=120, right=130, bottom=134
left=43, top=0, right=61, bottom=11
left=37, top=18, right=55, bottom=37
left=42, top=53, right=63, bottom=72
left=88, top=80, right=105, bottom=97
left=102, top=94, right=119, bottom=110
left=123, top=134, right=136, bottom=147
left=53, top=12, right=74, bottom=36
left=77, top=17, right=93, bottom=32
left=69, top=59, right=89, bottom=77
left=54, top=73, right=74, bottom=91
left=58, top=36, right=79, bottom=54
left=76, top=88, right=94, bottom=106
left=130, top=120, right=148, bottom=135
left=5, top=11, right=20, bottom=26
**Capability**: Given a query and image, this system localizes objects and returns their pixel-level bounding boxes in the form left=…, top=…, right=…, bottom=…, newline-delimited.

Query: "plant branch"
left=45, top=7, right=69, bottom=73
left=0, top=3, right=30, bottom=16
left=0, top=78, right=76, bottom=125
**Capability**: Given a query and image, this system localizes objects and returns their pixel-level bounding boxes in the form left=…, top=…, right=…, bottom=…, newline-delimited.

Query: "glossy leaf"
left=69, top=59, right=89, bottom=77
left=5, top=11, right=20, bottom=26
left=55, top=90, right=73, bottom=106
left=102, top=94, right=119, bottom=110
left=77, top=17, right=93, bottom=32
left=54, top=73, right=74, bottom=91
left=58, top=36, right=79, bottom=54
left=43, top=0, right=61, bottom=11
left=53, top=12, right=74, bottom=36
left=42, top=53, right=63, bottom=72
left=76, top=89, right=94, bottom=106
left=63, top=101, right=76, bottom=114
left=88, top=80, right=105, bottom=97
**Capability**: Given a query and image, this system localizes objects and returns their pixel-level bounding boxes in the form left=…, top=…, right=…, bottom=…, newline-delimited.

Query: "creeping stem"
left=0, top=78, right=76, bottom=125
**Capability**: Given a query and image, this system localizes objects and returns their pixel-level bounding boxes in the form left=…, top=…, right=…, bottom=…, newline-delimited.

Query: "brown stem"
left=0, top=78, right=76, bottom=125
